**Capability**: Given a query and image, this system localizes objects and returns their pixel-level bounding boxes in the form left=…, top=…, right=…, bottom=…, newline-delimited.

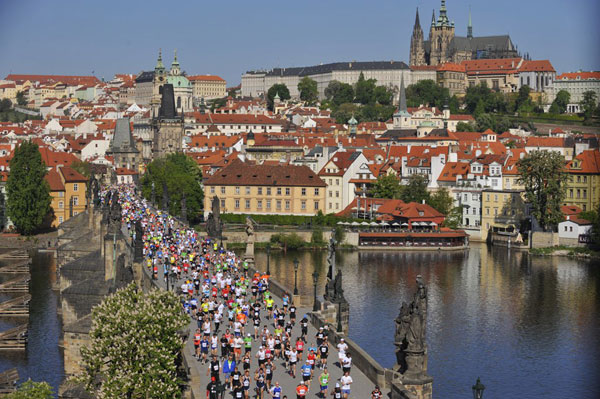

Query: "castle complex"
left=410, top=1, right=519, bottom=66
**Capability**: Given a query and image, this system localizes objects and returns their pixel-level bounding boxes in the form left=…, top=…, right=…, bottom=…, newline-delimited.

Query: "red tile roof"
left=5, top=74, right=100, bottom=86
left=204, top=159, right=326, bottom=187
left=438, top=162, right=470, bottom=182
left=437, top=62, right=465, bottom=72
left=60, top=166, right=88, bottom=182
left=556, top=71, right=600, bottom=81
left=45, top=168, right=64, bottom=191
left=566, top=150, right=600, bottom=174
left=188, top=75, right=226, bottom=82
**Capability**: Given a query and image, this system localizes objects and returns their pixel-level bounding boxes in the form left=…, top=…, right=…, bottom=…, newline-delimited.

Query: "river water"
left=0, top=245, right=598, bottom=398
left=0, top=249, right=62, bottom=395
left=251, top=244, right=600, bottom=399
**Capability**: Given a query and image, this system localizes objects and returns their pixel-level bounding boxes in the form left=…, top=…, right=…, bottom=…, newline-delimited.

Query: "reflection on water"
left=0, top=250, right=63, bottom=395
left=252, top=244, right=600, bottom=398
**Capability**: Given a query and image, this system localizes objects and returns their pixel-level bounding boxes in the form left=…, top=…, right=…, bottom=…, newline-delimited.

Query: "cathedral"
left=409, top=1, right=519, bottom=66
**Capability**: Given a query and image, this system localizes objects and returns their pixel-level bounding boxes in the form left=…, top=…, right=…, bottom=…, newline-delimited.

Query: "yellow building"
left=481, top=188, right=528, bottom=240
left=0, top=82, right=17, bottom=102
left=45, top=166, right=88, bottom=227
left=188, top=75, right=227, bottom=100
left=565, top=149, right=600, bottom=212
left=203, top=160, right=326, bottom=218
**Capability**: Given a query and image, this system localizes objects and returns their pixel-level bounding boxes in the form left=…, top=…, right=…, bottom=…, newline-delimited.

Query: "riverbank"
left=0, top=232, right=57, bottom=250
left=529, top=245, right=600, bottom=258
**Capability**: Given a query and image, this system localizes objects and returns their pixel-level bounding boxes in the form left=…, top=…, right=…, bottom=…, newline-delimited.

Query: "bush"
left=334, top=225, right=346, bottom=244
left=311, top=228, right=324, bottom=245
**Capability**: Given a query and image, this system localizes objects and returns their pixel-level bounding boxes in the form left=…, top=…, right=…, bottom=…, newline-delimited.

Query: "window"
left=267, top=187, right=271, bottom=196
left=235, top=187, right=240, bottom=194
left=266, top=200, right=271, bottom=209
left=245, top=186, right=251, bottom=195
left=276, top=200, right=282, bottom=210
left=301, top=201, right=306, bottom=210
left=285, top=188, right=290, bottom=196
left=285, top=200, right=290, bottom=210
left=59, top=192, right=64, bottom=198
left=58, top=201, right=64, bottom=209
left=486, top=194, right=490, bottom=202
left=301, top=188, right=306, bottom=196
left=329, top=203, right=332, bottom=209
left=584, top=176, right=588, bottom=183
left=257, top=187, right=263, bottom=195
left=570, top=226, right=573, bottom=232
left=577, top=189, right=580, bottom=198
left=245, top=199, right=250, bottom=209
left=314, top=201, right=319, bottom=210
left=210, top=186, right=215, bottom=194
left=486, top=208, right=490, bottom=215
left=235, top=199, right=240, bottom=209
left=73, top=196, right=79, bottom=205
left=583, top=190, right=587, bottom=199
left=277, top=188, right=282, bottom=195
left=570, top=189, right=573, bottom=198
left=74, top=211, right=78, bottom=216
left=221, top=187, right=226, bottom=194
left=257, top=200, right=262, bottom=209
left=221, top=199, right=225, bottom=208
left=494, top=208, right=498, bottom=216
left=336, top=191, right=339, bottom=198
left=58, top=216, right=63, bottom=223
left=494, top=194, right=498, bottom=201
left=73, top=183, right=78, bottom=191
left=314, top=188, right=319, bottom=196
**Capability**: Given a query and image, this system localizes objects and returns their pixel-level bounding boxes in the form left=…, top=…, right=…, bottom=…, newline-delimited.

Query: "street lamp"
left=293, top=259, right=299, bottom=295
left=312, top=271, right=319, bottom=311
left=472, top=377, right=485, bottom=399
left=266, top=243, right=271, bottom=275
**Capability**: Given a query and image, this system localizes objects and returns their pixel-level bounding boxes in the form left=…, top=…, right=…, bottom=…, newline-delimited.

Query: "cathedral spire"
left=414, top=7, right=421, bottom=30
left=467, top=6, right=473, bottom=38
left=438, top=0, right=450, bottom=26
left=399, top=74, right=407, bottom=114
left=431, top=9, right=436, bottom=27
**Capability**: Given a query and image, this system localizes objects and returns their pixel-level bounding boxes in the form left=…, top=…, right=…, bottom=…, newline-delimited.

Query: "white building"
left=242, top=61, right=421, bottom=100
left=546, top=71, right=600, bottom=113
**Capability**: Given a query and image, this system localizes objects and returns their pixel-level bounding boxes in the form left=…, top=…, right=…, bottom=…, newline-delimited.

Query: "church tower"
left=428, top=0, right=455, bottom=65
left=467, top=7, right=473, bottom=39
left=409, top=8, right=426, bottom=66
left=151, top=49, right=167, bottom=119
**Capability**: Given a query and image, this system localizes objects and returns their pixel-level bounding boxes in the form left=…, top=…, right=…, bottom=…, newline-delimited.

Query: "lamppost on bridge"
left=266, top=243, right=271, bottom=276
left=472, top=377, right=485, bottom=399
left=312, top=271, right=319, bottom=312
left=293, top=259, right=299, bottom=296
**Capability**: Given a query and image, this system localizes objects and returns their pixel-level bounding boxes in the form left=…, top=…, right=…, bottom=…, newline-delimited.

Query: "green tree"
left=455, top=121, right=476, bottom=132
left=515, top=85, right=533, bottom=114
left=16, top=90, right=27, bottom=106
left=405, top=79, right=450, bottom=108
left=141, top=153, right=204, bottom=222
left=373, top=85, right=393, bottom=105
left=517, top=151, right=567, bottom=231
left=580, top=90, right=597, bottom=121
left=475, top=113, right=496, bottom=132
left=496, top=116, right=512, bottom=133
left=7, top=141, right=51, bottom=235
left=401, top=174, right=430, bottom=204
left=448, top=95, right=460, bottom=114
left=332, top=103, right=360, bottom=124
left=442, top=206, right=463, bottom=229
left=371, top=173, right=403, bottom=199
left=0, top=98, right=12, bottom=112
left=311, top=227, right=324, bottom=246
left=427, top=188, right=454, bottom=215
left=298, top=77, right=318, bottom=104
left=354, top=72, right=376, bottom=105
left=334, top=225, right=346, bottom=244
left=71, top=160, right=91, bottom=178
left=78, top=283, right=189, bottom=399
left=266, top=84, right=290, bottom=110
left=474, top=99, right=485, bottom=118
left=325, top=81, right=354, bottom=106
left=550, top=90, right=570, bottom=114
left=6, top=379, right=53, bottom=399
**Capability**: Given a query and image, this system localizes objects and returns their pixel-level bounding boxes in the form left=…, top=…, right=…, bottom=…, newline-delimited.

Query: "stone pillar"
left=104, top=233, right=116, bottom=281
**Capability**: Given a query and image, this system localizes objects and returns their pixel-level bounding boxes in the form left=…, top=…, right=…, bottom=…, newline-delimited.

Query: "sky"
left=0, top=0, right=599, bottom=86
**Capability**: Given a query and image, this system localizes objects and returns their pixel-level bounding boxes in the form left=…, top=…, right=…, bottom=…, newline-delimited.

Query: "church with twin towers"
left=409, top=0, right=519, bottom=66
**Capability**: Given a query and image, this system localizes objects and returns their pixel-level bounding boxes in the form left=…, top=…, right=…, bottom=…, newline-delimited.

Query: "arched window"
left=177, top=96, right=181, bottom=109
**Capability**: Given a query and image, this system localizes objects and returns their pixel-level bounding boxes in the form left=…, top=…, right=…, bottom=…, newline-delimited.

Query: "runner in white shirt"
left=340, top=371, right=353, bottom=399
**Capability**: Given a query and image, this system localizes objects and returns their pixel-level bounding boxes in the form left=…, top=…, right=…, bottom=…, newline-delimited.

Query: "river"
left=0, top=245, right=598, bottom=398
left=251, top=244, right=600, bottom=399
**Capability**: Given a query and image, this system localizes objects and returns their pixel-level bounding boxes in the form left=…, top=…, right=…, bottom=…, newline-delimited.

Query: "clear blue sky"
left=1, top=0, right=598, bottom=85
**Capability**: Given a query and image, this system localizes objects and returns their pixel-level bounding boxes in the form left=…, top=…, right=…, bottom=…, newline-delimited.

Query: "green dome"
left=167, top=75, right=191, bottom=88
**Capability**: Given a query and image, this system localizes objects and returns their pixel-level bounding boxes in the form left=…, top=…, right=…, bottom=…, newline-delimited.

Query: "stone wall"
left=531, top=232, right=559, bottom=248
left=63, top=331, right=89, bottom=376
left=558, top=237, right=585, bottom=247
left=209, top=229, right=358, bottom=247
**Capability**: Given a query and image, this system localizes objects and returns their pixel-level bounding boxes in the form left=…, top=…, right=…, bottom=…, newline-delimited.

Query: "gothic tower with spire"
left=409, top=8, right=426, bottom=66
left=428, top=0, right=455, bottom=66
left=151, top=49, right=167, bottom=119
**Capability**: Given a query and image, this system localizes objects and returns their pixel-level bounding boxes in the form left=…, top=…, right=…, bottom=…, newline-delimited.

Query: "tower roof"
left=171, top=49, right=179, bottom=67
left=414, top=8, right=421, bottom=30
left=159, top=84, right=177, bottom=119
left=394, top=75, right=410, bottom=118
left=155, top=49, right=165, bottom=72
left=111, top=118, right=138, bottom=153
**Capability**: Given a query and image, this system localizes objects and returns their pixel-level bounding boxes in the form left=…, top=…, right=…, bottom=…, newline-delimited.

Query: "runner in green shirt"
left=244, top=333, right=252, bottom=354
left=319, top=368, right=329, bottom=398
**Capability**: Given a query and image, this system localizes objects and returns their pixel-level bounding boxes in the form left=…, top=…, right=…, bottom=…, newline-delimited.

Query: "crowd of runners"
left=110, top=185, right=383, bottom=399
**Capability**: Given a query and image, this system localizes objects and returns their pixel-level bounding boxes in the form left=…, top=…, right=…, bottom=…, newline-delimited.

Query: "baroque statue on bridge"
left=206, top=196, right=223, bottom=239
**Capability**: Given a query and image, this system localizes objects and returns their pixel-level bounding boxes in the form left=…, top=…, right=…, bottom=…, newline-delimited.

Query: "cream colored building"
left=480, top=188, right=528, bottom=241
left=189, top=75, right=227, bottom=100
left=203, top=160, right=326, bottom=218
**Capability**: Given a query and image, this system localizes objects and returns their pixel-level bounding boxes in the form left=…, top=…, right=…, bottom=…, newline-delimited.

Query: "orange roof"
left=462, top=58, right=521, bottom=75
left=60, top=166, right=87, bottom=182
left=38, top=147, right=79, bottom=168
left=192, top=113, right=281, bottom=125
left=438, top=162, right=470, bottom=182
left=188, top=75, right=226, bottom=82
left=525, top=137, right=568, bottom=148
left=519, top=60, right=555, bottom=73
left=115, top=167, right=138, bottom=175
left=45, top=168, right=64, bottom=191
left=556, top=71, right=600, bottom=81
left=566, top=150, right=600, bottom=174
left=437, top=62, right=465, bottom=72
left=5, top=74, right=100, bottom=86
